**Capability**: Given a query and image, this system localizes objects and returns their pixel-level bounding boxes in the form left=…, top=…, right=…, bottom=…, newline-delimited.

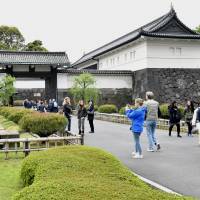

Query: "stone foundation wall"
left=146, top=68, right=200, bottom=104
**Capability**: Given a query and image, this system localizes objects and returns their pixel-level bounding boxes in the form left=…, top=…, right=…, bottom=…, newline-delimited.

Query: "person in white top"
left=192, top=105, right=200, bottom=144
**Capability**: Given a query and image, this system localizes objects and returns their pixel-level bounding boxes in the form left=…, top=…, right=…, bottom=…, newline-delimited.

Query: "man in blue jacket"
left=126, top=98, right=147, bottom=159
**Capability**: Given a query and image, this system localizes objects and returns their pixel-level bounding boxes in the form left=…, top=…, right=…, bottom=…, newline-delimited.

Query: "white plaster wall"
left=13, top=65, right=29, bottom=72
left=57, top=73, right=132, bottom=89
left=146, top=38, right=200, bottom=68
left=99, top=40, right=147, bottom=71
left=35, top=65, right=51, bottom=72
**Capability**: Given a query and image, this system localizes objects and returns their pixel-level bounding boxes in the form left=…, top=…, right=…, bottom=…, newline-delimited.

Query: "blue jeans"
left=133, top=133, right=142, bottom=155
left=146, top=120, right=157, bottom=150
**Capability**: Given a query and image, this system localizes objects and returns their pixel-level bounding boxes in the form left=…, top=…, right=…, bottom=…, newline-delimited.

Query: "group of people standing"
left=62, top=97, right=95, bottom=134
left=23, top=99, right=58, bottom=113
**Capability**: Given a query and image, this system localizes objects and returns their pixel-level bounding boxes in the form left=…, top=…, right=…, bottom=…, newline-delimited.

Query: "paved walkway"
left=71, top=118, right=200, bottom=198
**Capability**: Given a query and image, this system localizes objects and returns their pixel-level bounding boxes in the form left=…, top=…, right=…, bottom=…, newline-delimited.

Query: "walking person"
left=63, top=97, right=72, bottom=132
left=87, top=100, right=95, bottom=133
left=126, top=98, right=147, bottom=159
left=144, top=91, right=161, bottom=152
left=184, top=100, right=194, bottom=136
left=168, top=101, right=182, bottom=137
left=77, top=100, right=87, bottom=135
left=192, top=103, right=200, bottom=144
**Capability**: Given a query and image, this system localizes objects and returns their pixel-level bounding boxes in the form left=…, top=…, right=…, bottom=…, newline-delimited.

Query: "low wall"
left=94, top=112, right=188, bottom=133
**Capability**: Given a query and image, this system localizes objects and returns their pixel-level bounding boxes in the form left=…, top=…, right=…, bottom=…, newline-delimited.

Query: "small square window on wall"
left=124, top=53, right=127, bottom=61
left=117, top=56, right=120, bottom=63
left=169, top=47, right=175, bottom=55
left=130, top=51, right=136, bottom=60
left=176, top=47, right=182, bottom=56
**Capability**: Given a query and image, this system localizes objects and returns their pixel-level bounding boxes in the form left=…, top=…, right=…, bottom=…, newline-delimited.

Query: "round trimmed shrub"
left=119, top=107, right=125, bottom=115
left=159, top=104, right=169, bottom=119
left=98, top=104, right=118, bottom=114
left=7, top=109, right=33, bottom=123
left=13, top=146, right=189, bottom=200
left=19, top=113, right=66, bottom=137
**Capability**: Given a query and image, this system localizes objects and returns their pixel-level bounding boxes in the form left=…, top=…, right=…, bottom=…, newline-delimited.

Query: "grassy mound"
left=13, top=146, right=192, bottom=200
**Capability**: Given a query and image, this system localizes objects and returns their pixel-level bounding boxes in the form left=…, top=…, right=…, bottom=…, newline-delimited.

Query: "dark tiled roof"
left=0, top=51, right=69, bottom=66
left=72, top=7, right=200, bottom=67
left=58, top=69, right=133, bottom=75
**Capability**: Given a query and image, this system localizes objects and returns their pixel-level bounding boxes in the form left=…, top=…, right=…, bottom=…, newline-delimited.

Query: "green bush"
left=98, top=104, right=118, bottom=114
left=0, top=107, right=33, bottom=123
left=159, top=104, right=169, bottom=119
left=19, top=113, right=66, bottom=137
left=13, top=146, right=191, bottom=200
left=7, top=109, right=33, bottom=123
left=119, top=107, right=126, bottom=115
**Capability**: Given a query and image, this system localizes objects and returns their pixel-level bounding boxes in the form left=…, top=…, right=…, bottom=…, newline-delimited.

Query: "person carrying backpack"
left=168, top=101, right=182, bottom=137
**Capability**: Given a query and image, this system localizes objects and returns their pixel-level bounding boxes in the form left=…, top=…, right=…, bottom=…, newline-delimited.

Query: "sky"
left=0, top=0, right=200, bottom=64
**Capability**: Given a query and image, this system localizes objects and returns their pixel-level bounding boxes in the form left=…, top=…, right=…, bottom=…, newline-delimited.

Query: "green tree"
left=0, top=26, right=25, bottom=50
left=24, top=40, right=48, bottom=52
left=194, top=25, right=200, bottom=33
left=0, top=75, right=16, bottom=106
left=70, top=73, right=99, bottom=104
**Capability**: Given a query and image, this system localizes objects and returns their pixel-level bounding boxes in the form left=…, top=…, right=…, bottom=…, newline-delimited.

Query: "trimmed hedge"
left=13, top=146, right=191, bottom=200
left=19, top=113, right=66, bottom=137
left=0, top=107, right=33, bottom=123
left=0, top=107, right=66, bottom=137
left=98, top=104, right=118, bottom=114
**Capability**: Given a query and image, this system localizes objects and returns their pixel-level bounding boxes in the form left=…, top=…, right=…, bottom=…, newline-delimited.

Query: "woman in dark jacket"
left=168, top=101, right=182, bottom=137
left=184, top=100, right=194, bottom=136
left=63, top=97, right=72, bottom=132
left=77, top=100, right=87, bottom=135
left=87, top=100, right=95, bottom=133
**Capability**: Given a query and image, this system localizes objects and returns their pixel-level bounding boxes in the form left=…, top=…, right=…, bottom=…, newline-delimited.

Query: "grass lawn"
left=0, top=154, right=23, bottom=200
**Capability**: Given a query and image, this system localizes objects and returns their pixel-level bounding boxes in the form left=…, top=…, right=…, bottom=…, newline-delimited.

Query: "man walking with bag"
left=144, top=91, right=161, bottom=152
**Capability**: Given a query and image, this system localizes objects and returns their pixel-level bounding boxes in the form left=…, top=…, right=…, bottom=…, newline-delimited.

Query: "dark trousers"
left=186, top=122, right=192, bottom=135
left=89, top=119, right=94, bottom=132
left=169, top=123, right=180, bottom=136
left=67, top=117, right=71, bottom=131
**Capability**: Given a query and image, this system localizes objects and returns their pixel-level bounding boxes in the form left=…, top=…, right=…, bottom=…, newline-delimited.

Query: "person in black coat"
left=63, top=97, right=72, bottom=132
left=87, top=100, right=95, bottom=133
left=168, top=101, right=182, bottom=137
left=77, top=100, right=87, bottom=135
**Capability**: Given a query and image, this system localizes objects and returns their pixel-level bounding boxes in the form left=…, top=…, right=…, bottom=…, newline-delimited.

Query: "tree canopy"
left=70, top=73, right=99, bottom=104
left=0, top=25, right=47, bottom=51
left=24, top=40, right=48, bottom=52
left=195, top=25, right=200, bottom=33
left=0, top=26, right=25, bottom=50
left=0, top=75, right=16, bottom=106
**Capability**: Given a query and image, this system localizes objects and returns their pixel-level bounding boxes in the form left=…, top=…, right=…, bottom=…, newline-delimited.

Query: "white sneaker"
left=147, top=148, right=154, bottom=152
left=131, top=152, right=136, bottom=157
left=134, top=154, right=143, bottom=159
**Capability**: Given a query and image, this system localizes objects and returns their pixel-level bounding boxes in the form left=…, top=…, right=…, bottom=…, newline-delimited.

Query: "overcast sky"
left=0, top=0, right=199, bottom=63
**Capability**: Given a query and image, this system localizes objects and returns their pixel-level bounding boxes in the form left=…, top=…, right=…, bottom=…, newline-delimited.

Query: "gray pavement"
left=71, top=117, right=200, bottom=198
